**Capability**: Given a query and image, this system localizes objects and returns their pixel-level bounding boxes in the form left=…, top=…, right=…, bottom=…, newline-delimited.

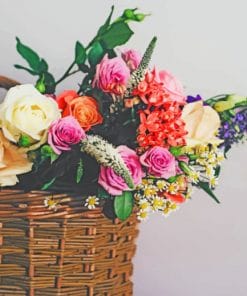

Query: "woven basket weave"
left=0, top=190, right=138, bottom=296
left=0, top=77, right=139, bottom=296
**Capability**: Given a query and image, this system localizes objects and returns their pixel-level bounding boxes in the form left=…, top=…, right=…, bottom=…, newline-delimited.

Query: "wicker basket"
left=0, top=190, right=139, bottom=296
left=0, top=77, right=139, bottom=296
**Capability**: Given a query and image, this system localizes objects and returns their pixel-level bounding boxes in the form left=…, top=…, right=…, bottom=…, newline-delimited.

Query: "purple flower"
left=186, top=94, right=202, bottom=103
left=48, top=116, right=86, bottom=154
left=219, top=109, right=247, bottom=149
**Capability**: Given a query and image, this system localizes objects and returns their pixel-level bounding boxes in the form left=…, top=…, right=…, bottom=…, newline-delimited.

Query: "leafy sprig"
left=14, top=6, right=149, bottom=94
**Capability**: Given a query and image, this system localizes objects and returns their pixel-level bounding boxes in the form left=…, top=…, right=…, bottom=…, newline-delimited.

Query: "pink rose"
left=122, top=49, right=141, bottom=71
left=140, top=146, right=176, bottom=179
left=159, top=70, right=185, bottom=104
left=98, top=145, right=143, bottom=196
left=48, top=116, right=86, bottom=154
left=93, top=54, right=130, bottom=95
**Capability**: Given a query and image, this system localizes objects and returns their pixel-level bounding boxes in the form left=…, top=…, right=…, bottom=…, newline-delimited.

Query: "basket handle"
left=0, top=75, right=20, bottom=90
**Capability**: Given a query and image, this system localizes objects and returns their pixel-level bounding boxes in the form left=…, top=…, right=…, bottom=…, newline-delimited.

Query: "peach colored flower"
left=58, top=95, right=103, bottom=131
left=0, top=131, right=32, bottom=186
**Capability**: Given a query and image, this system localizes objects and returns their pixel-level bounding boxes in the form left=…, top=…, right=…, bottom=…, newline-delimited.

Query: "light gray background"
left=0, top=1, right=247, bottom=295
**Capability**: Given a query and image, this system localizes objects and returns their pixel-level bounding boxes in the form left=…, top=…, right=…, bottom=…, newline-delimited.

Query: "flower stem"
left=55, top=61, right=77, bottom=85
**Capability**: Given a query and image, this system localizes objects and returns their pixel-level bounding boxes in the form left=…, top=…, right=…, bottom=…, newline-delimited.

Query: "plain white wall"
left=0, top=1, right=247, bottom=295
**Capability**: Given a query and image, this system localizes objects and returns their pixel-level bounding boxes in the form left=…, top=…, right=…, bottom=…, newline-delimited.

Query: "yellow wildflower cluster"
left=135, top=178, right=189, bottom=221
left=185, top=144, right=224, bottom=188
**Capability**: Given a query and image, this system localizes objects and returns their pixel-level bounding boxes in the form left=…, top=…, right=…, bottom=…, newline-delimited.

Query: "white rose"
left=182, top=101, right=223, bottom=147
left=0, top=84, right=61, bottom=143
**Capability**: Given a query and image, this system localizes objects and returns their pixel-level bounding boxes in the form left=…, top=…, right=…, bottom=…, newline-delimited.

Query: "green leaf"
left=41, top=177, right=56, bottom=190
left=16, top=37, right=49, bottom=74
left=41, top=145, right=59, bottom=164
left=198, top=181, right=220, bottom=204
left=167, top=175, right=181, bottom=183
left=215, top=166, right=221, bottom=178
left=76, top=159, right=84, bottom=183
left=42, top=72, right=56, bottom=94
left=75, top=41, right=86, bottom=65
left=38, top=58, right=49, bottom=72
left=14, top=64, right=38, bottom=75
left=16, top=37, right=41, bottom=72
left=98, top=186, right=111, bottom=199
left=97, top=5, right=114, bottom=35
left=169, top=146, right=183, bottom=157
left=114, top=191, right=133, bottom=221
left=88, top=42, right=105, bottom=66
left=100, top=22, right=134, bottom=49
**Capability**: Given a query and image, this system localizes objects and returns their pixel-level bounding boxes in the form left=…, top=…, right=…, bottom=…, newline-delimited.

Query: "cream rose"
left=0, top=131, right=32, bottom=186
left=182, top=101, right=223, bottom=146
left=0, top=84, right=61, bottom=144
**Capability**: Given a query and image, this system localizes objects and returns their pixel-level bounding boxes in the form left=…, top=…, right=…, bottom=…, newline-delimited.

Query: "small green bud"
left=41, top=145, right=54, bottom=157
left=36, top=77, right=46, bottom=94
left=135, top=13, right=146, bottom=22
left=123, top=9, right=136, bottom=20
left=188, top=154, right=198, bottom=161
left=178, top=161, right=191, bottom=175
left=214, top=94, right=247, bottom=112
left=167, top=175, right=179, bottom=183
left=18, top=135, right=32, bottom=147
left=213, top=101, right=234, bottom=112
left=227, top=94, right=246, bottom=105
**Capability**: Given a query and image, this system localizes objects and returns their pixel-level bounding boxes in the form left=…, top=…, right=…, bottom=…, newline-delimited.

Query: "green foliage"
left=114, top=191, right=133, bottom=221
left=100, top=22, right=134, bottom=49
left=98, top=186, right=111, bottom=199
left=76, top=158, right=84, bottom=183
left=88, top=42, right=104, bottom=66
left=15, top=7, right=148, bottom=93
left=41, top=177, right=56, bottom=190
left=15, top=37, right=55, bottom=93
left=198, top=181, right=220, bottom=204
left=178, top=161, right=191, bottom=175
left=169, top=146, right=183, bottom=157
left=41, top=145, right=59, bottom=164
left=97, top=5, right=114, bottom=35
left=167, top=175, right=181, bottom=183
left=16, top=37, right=45, bottom=73
left=75, top=41, right=86, bottom=65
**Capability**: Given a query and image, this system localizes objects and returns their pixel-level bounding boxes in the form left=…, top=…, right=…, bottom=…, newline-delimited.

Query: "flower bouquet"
left=0, top=6, right=246, bottom=295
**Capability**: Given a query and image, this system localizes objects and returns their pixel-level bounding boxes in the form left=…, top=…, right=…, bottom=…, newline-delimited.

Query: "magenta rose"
left=158, top=70, right=185, bottom=104
left=122, top=49, right=141, bottom=71
left=98, top=145, right=143, bottom=196
left=48, top=116, right=86, bottom=154
left=93, top=54, right=130, bottom=95
left=140, top=146, right=176, bottom=179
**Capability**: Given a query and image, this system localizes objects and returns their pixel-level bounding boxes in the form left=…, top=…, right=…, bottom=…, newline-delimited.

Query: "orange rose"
left=57, top=93, right=103, bottom=131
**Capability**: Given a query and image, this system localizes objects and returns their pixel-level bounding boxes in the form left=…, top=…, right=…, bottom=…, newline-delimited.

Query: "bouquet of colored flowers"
left=1, top=7, right=246, bottom=221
